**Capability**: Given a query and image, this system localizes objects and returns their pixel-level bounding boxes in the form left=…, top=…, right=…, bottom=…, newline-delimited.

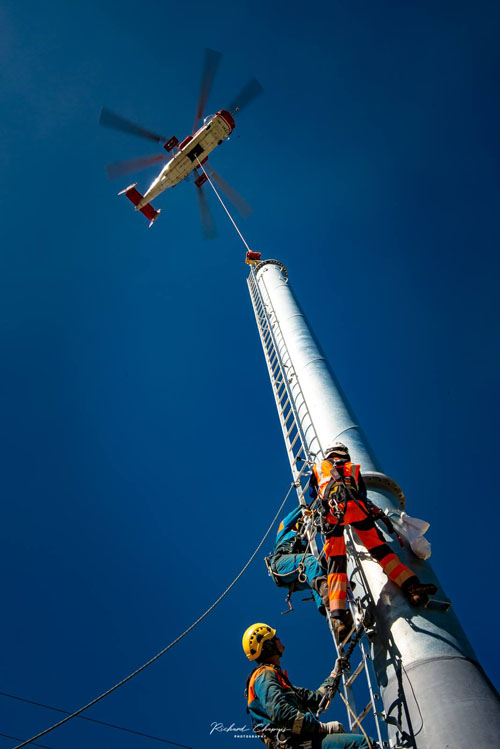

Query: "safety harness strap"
left=319, top=461, right=403, bottom=547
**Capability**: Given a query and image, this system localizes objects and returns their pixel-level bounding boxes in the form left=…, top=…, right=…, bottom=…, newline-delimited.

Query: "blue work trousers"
left=271, top=553, right=325, bottom=611
left=320, top=734, right=373, bottom=748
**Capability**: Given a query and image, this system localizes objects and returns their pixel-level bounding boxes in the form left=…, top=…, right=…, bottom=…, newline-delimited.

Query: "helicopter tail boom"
left=118, top=183, right=161, bottom=227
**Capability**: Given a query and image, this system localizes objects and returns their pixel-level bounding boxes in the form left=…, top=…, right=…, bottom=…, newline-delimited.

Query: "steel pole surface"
left=252, top=260, right=500, bottom=749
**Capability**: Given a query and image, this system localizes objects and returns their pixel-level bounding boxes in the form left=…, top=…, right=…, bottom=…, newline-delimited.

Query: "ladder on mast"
left=247, top=265, right=393, bottom=747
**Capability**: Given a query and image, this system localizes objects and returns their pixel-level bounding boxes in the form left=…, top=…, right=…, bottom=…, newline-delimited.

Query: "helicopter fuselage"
left=138, top=110, right=235, bottom=208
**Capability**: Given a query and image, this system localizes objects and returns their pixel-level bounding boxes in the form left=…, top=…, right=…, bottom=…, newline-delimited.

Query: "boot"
left=403, top=578, right=438, bottom=607
left=331, top=609, right=354, bottom=646
left=317, top=578, right=329, bottom=608
left=311, top=576, right=330, bottom=611
left=332, top=617, right=349, bottom=645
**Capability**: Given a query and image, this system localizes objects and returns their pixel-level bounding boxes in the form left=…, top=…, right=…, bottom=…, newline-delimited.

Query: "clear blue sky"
left=1, top=0, right=499, bottom=746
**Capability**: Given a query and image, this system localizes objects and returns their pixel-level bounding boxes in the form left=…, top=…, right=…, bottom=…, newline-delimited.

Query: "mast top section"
left=253, top=259, right=288, bottom=280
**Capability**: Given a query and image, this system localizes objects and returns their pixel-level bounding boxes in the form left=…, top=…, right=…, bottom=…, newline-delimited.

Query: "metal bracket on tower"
left=363, top=472, right=406, bottom=509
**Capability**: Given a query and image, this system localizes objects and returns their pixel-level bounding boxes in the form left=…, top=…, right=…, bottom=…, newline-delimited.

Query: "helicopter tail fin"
left=118, top=183, right=161, bottom=227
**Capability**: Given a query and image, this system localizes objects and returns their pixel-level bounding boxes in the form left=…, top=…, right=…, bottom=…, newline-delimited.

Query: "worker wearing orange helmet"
left=310, top=442, right=437, bottom=641
left=243, top=622, right=375, bottom=748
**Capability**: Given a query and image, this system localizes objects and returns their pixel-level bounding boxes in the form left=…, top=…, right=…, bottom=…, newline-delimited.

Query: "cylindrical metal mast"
left=249, top=259, right=500, bottom=749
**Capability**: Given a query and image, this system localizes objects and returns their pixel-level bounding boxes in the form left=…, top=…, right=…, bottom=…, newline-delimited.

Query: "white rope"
left=195, top=158, right=253, bottom=253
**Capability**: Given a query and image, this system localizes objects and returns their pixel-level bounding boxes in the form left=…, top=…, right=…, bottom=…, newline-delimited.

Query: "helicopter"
left=100, top=49, right=262, bottom=231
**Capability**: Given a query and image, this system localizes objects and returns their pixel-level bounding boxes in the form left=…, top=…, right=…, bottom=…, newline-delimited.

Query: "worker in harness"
left=310, top=442, right=437, bottom=641
left=243, top=622, right=375, bottom=748
left=267, top=505, right=329, bottom=615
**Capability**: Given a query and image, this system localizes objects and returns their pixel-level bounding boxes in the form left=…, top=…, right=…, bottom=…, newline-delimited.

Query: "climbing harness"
left=317, top=460, right=405, bottom=548
left=266, top=552, right=310, bottom=614
left=265, top=504, right=319, bottom=614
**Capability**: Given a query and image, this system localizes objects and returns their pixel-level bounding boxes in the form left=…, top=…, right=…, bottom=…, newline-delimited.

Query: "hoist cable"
left=0, top=736, right=53, bottom=749
left=195, top=158, right=253, bottom=253
left=0, top=690, right=190, bottom=747
left=13, top=484, right=294, bottom=748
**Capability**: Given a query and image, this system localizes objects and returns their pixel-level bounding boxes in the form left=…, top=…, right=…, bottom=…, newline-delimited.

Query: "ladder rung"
left=293, top=453, right=305, bottom=468
left=294, top=446, right=304, bottom=461
left=279, top=396, right=290, bottom=415
left=277, top=389, right=288, bottom=406
left=355, top=702, right=373, bottom=725
left=269, top=365, right=281, bottom=382
left=345, top=658, right=367, bottom=688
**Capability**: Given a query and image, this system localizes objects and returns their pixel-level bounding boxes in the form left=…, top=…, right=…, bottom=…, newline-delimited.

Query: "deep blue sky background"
left=1, top=0, right=500, bottom=746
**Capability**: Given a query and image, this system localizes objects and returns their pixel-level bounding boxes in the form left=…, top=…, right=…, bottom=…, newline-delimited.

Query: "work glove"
left=330, top=656, right=349, bottom=678
left=321, top=721, right=346, bottom=734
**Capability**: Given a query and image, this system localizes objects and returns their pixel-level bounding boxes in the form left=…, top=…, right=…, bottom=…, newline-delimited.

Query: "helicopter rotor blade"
left=207, top=167, right=252, bottom=219
left=105, top=153, right=171, bottom=180
left=193, top=48, right=222, bottom=133
left=100, top=107, right=168, bottom=144
left=228, top=77, right=263, bottom=115
left=196, top=185, right=217, bottom=240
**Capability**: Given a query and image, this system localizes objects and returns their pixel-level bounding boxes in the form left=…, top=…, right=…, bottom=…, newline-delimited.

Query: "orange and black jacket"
left=246, top=663, right=334, bottom=737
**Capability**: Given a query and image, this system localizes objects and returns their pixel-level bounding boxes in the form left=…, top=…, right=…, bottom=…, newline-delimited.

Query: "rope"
left=195, top=159, right=253, bottom=253
left=337, top=692, right=373, bottom=749
left=0, top=691, right=190, bottom=747
left=13, top=484, right=295, bottom=748
left=0, top=736, right=53, bottom=749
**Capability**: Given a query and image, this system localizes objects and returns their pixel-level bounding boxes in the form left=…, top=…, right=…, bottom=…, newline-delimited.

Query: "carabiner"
left=297, top=562, right=307, bottom=584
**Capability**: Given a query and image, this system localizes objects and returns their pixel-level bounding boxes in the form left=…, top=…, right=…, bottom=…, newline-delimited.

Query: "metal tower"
left=247, top=259, right=500, bottom=749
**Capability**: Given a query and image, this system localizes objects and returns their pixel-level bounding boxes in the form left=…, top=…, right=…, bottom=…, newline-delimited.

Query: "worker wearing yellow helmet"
left=243, top=623, right=375, bottom=748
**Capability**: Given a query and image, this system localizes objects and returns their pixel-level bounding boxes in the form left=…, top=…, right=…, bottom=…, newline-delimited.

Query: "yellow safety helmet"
left=242, top=623, right=276, bottom=661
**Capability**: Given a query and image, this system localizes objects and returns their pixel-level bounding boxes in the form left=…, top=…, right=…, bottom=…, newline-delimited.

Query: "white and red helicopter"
left=100, top=49, right=262, bottom=232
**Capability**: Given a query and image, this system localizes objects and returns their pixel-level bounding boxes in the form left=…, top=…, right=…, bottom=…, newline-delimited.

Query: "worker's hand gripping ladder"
left=247, top=264, right=394, bottom=747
